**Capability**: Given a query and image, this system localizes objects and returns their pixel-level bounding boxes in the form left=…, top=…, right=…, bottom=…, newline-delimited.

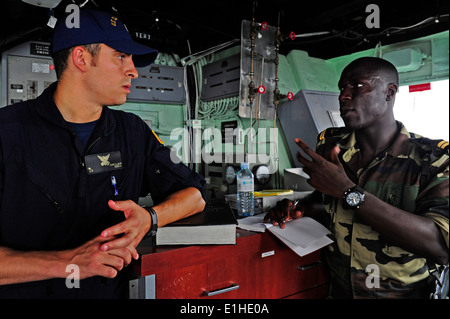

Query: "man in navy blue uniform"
left=0, top=9, right=205, bottom=298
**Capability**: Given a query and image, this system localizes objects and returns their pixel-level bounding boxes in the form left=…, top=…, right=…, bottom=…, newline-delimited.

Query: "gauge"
left=224, top=165, right=237, bottom=184
left=254, top=165, right=271, bottom=185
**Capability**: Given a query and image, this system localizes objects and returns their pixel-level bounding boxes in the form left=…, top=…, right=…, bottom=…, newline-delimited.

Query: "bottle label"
left=237, top=180, right=254, bottom=192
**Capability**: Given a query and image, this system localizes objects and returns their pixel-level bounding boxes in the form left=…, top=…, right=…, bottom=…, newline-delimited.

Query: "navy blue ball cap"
left=51, top=9, right=158, bottom=67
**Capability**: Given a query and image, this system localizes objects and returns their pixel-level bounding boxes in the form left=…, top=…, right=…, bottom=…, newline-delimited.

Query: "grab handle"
left=203, top=283, right=239, bottom=296
left=298, top=261, right=322, bottom=271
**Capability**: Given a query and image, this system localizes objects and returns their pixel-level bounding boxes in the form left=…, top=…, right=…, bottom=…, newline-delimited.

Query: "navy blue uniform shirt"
left=0, top=82, right=205, bottom=298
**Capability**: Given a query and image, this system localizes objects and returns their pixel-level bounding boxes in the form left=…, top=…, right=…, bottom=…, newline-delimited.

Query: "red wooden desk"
left=131, top=229, right=329, bottom=299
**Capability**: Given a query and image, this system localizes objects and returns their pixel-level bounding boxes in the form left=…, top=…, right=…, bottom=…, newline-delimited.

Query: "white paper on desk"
left=237, top=215, right=272, bottom=232
left=268, top=217, right=333, bottom=256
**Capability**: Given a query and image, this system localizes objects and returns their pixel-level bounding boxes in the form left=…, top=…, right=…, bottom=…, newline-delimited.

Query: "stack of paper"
left=237, top=215, right=270, bottom=232
left=268, top=217, right=333, bottom=256
left=237, top=215, right=333, bottom=256
left=156, top=202, right=237, bottom=245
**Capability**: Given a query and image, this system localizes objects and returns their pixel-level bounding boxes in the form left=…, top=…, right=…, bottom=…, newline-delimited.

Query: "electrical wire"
left=181, top=39, right=240, bottom=66
left=378, top=14, right=448, bottom=36
left=290, top=13, right=449, bottom=46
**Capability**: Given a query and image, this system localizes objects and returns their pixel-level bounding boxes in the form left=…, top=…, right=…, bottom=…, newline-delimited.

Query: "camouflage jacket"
left=315, top=122, right=449, bottom=299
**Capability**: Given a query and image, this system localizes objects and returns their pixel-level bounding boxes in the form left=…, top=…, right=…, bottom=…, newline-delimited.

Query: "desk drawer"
left=203, top=246, right=328, bottom=299
left=137, top=230, right=329, bottom=299
left=156, top=264, right=207, bottom=299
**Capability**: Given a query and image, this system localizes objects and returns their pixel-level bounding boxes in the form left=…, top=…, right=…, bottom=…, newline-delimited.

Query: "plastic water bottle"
left=236, top=162, right=255, bottom=217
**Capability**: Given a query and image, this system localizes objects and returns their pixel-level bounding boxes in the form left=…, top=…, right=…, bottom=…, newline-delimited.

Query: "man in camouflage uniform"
left=266, top=57, right=449, bottom=298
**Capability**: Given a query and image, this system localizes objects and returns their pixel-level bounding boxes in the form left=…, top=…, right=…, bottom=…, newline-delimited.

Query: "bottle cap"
left=240, top=162, right=249, bottom=169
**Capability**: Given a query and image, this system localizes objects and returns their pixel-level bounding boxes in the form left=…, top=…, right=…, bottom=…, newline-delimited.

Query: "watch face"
left=346, top=192, right=362, bottom=206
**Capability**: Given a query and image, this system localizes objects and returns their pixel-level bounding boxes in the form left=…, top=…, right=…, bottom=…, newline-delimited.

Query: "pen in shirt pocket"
left=111, top=175, right=119, bottom=197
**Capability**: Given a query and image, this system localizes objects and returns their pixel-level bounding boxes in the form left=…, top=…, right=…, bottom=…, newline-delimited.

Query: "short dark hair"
left=345, top=57, right=399, bottom=90
left=51, top=43, right=101, bottom=79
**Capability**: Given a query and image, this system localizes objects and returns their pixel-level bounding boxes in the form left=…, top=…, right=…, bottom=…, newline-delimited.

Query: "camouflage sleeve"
left=418, top=153, right=449, bottom=248
left=425, top=212, right=449, bottom=248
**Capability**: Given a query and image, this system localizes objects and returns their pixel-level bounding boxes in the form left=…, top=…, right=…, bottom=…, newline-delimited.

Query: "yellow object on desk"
left=254, top=189, right=294, bottom=197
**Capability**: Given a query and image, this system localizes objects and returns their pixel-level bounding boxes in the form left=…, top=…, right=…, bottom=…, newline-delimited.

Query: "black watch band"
left=143, top=206, right=158, bottom=239
left=344, top=185, right=365, bottom=196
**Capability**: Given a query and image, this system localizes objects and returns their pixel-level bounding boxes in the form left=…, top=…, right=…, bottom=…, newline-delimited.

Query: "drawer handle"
left=203, top=283, right=239, bottom=296
left=298, top=261, right=322, bottom=271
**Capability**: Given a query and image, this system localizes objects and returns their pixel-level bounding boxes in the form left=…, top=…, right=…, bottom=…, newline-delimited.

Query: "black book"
left=156, top=202, right=238, bottom=245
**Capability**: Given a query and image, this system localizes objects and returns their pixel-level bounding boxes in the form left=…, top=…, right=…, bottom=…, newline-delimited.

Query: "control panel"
left=1, top=41, right=57, bottom=107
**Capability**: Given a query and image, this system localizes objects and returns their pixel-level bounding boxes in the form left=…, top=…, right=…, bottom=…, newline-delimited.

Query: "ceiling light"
left=21, top=0, right=62, bottom=8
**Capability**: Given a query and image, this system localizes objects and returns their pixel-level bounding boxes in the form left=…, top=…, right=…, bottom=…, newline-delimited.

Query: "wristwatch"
left=342, top=185, right=365, bottom=208
left=143, top=206, right=158, bottom=239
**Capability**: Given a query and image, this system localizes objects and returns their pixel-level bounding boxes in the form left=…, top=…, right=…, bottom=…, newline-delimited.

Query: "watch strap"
left=352, top=185, right=365, bottom=195
left=143, top=206, right=158, bottom=240
left=343, top=185, right=364, bottom=197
